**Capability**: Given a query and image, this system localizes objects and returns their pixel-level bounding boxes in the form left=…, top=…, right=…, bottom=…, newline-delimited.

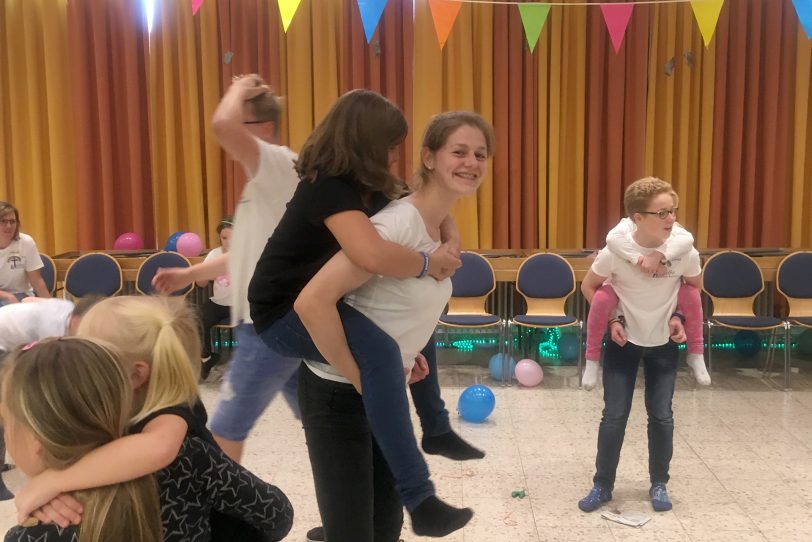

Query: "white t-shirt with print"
left=591, top=234, right=702, bottom=347
left=203, top=247, right=231, bottom=306
left=0, top=233, right=44, bottom=296
left=306, top=200, right=452, bottom=384
left=229, top=140, right=299, bottom=325
left=0, top=299, right=75, bottom=352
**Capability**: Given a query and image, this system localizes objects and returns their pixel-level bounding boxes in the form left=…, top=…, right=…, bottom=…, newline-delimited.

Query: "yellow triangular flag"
left=690, top=0, right=725, bottom=47
left=278, top=0, right=303, bottom=32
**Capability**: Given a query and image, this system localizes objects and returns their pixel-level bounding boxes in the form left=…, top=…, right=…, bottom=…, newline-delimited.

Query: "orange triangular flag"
left=428, top=0, right=462, bottom=49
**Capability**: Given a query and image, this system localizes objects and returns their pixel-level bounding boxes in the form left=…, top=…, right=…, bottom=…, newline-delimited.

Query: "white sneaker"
left=687, top=354, right=711, bottom=386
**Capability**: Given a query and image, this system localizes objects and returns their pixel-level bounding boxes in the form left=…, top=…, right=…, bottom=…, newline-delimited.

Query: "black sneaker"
left=306, top=526, right=325, bottom=542
left=200, top=354, right=220, bottom=381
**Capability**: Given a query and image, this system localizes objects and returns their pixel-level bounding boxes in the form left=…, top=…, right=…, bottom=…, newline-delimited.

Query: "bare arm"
left=684, top=273, right=702, bottom=289
left=153, top=253, right=229, bottom=294
left=294, top=251, right=372, bottom=392
left=325, top=210, right=460, bottom=280
left=211, top=74, right=268, bottom=176
left=27, top=269, right=51, bottom=298
left=15, top=414, right=187, bottom=522
left=581, top=269, right=609, bottom=305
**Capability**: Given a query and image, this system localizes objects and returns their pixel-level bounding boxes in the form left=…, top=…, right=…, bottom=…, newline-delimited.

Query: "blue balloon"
left=165, top=231, right=185, bottom=252
left=457, top=384, right=496, bottom=423
left=733, top=330, right=761, bottom=358
left=558, top=333, right=580, bottom=361
left=488, top=353, right=516, bottom=381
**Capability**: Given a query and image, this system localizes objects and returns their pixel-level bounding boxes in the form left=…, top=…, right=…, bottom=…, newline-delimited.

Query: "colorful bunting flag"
left=600, top=3, right=634, bottom=53
left=357, top=0, right=389, bottom=43
left=192, top=0, right=204, bottom=16
left=278, top=0, right=303, bottom=32
left=428, top=0, right=462, bottom=49
left=690, top=0, right=725, bottom=47
left=518, top=4, right=551, bottom=54
left=793, top=0, right=812, bottom=38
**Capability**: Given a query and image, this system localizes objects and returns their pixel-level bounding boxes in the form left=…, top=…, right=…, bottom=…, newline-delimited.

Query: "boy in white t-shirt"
left=578, top=177, right=702, bottom=515
left=581, top=218, right=710, bottom=390
left=197, top=217, right=233, bottom=379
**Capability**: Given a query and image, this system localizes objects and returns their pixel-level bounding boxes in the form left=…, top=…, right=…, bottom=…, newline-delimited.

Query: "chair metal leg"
left=502, top=321, right=510, bottom=387
left=706, top=321, right=713, bottom=382
left=784, top=322, right=792, bottom=391
left=763, top=329, right=775, bottom=377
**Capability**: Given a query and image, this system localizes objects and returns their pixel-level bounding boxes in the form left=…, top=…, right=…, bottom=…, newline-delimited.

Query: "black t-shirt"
left=130, top=402, right=294, bottom=542
left=248, top=173, right=390, bottom=332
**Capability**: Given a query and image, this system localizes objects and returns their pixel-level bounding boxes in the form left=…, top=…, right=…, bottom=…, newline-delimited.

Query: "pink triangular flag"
left=428, top=0, right=463, bottom=49
left=600, top=3, right=635, bottom=54
left=192, top=0, right=204, bottom=16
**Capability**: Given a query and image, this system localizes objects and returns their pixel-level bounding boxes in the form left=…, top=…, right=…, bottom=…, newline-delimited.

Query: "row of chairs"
left=437, top=250, right=812, bottom=389
left=39, top=252, right=194, bottom=298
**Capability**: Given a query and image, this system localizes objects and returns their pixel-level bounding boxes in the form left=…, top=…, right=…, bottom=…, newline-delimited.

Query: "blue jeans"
left=411, top=336, right=450, bottom=438
left=260, top=303, right=434, bottom=511
left=594, top=340, right=679, bottom=490
left=209, top=324, right=301, bottom=441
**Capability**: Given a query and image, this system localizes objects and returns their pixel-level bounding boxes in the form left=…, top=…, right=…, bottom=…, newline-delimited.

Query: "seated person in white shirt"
left=196, top=217, right=233, bottom=380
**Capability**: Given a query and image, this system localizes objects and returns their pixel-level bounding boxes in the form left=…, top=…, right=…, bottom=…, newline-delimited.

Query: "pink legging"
left=585, top=283, right=704, bottom=360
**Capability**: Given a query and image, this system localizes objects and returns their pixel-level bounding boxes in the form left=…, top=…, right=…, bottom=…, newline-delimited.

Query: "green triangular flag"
left=518, top=4, right=552, bottom=53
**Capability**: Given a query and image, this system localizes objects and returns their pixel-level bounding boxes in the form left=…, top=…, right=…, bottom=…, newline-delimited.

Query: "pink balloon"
left=113, top=232, right=144, bottom=250
left=175, top=232, right=203, bottom=257
left=515, top=359, right=544, bottom=387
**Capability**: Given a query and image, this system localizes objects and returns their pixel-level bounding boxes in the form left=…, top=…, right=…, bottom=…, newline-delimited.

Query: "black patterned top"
left=5, top=523, right=79, bottom=542
left=130, top=402, right=294, bottom=542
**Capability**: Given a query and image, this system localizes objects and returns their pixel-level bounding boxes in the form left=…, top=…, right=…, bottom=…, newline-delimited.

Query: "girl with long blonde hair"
left=2, top=337, right=161, bottom=542
left=15, top=296, right=294, bottom=542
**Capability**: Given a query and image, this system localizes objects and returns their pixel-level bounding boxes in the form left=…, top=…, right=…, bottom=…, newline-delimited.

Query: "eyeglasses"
left=0, top=219, right=17, bottom=226
left=243, top=120, right=271, bottom=125
left=639, top=208, right=678, bottom=220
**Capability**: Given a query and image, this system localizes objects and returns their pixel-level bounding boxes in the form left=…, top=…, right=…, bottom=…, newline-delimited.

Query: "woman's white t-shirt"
left=0, top=233, right=43, bottom=296
left=591, top=235, right=702, bottom=347
left=306, top=200, right=452, bottom=383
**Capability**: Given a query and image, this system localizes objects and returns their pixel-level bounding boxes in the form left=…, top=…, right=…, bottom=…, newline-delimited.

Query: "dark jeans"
left=411, top=336, right=450, bottom=438
left=200, top=299, right=230, bottom=358
left=299, top=363, right=403, bottom=542
left=594, top=340, right=679, bottom=490
left=260, top=303, right=434, bottom=511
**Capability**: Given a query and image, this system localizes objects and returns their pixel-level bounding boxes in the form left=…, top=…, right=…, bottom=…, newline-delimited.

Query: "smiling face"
left=421, top=124, right=489, bottom=197
left=0, top=209, right=18, bottom=248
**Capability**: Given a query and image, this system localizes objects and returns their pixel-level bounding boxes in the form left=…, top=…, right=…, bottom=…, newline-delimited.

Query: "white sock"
left=687, top=354, right=711, bottom=386
left=582, top=360, right=600, bottom=391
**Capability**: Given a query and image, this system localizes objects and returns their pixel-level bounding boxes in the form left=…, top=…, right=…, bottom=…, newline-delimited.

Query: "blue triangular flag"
left=793, top=0, right=812, bottom=38
left=357, top=0, right=388, bottom=43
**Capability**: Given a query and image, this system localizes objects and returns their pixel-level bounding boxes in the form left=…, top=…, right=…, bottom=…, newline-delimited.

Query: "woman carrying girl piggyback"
left=2, top=338, right=162, bottom=542
left=16, top=297, right=294, bottom=542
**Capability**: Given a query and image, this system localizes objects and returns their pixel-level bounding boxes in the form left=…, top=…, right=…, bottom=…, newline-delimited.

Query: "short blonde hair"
left=76, top=296, right=200, bottom=423
left=624, top=177, right=679, bottom=217
left=2, top=338, right=161, bottom=542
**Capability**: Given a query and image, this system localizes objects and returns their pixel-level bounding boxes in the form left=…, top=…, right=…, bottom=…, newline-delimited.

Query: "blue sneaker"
left=578, top=485, right=612, bottom=512
left=650, top=483, right=672, bottom=511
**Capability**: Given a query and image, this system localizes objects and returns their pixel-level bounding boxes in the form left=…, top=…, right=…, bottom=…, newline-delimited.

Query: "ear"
left=131, top=361, right=152, bottom=391
left=420, top=147, right=434, bottom=171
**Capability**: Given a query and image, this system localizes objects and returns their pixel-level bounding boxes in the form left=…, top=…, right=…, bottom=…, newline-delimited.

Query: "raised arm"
left=15, top=414, right=187, bottom=523
left=294, top=251, right=372, bottom=392
left=211, top=75, right=268, bottom=175
left=325, top=211, right=460, bottom=281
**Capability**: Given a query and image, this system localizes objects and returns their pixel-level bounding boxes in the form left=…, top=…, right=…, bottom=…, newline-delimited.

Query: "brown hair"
left=0, top=201, right=20, bottom=241
left=294, top=89, right=408, bottom=199
left=415, top=111, right=494, bottom=188
left=246, top=91, right=282, bottom=127
left=624, top=177, right=679, bottom=217
left=216, top=216, right=233, bottom=235
left=2, top=338, right=162, bottom=542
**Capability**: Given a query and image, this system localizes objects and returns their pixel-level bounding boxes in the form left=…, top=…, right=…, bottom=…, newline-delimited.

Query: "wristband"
left=417, top=251, right=430, bottom=279
left=609, top=315, right=626, bottom=327
left=671, top=311, right=685, bottom=324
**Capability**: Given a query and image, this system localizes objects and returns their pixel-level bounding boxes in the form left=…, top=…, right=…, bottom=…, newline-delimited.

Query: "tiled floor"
left=3, top=353, right=812, bottom=541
